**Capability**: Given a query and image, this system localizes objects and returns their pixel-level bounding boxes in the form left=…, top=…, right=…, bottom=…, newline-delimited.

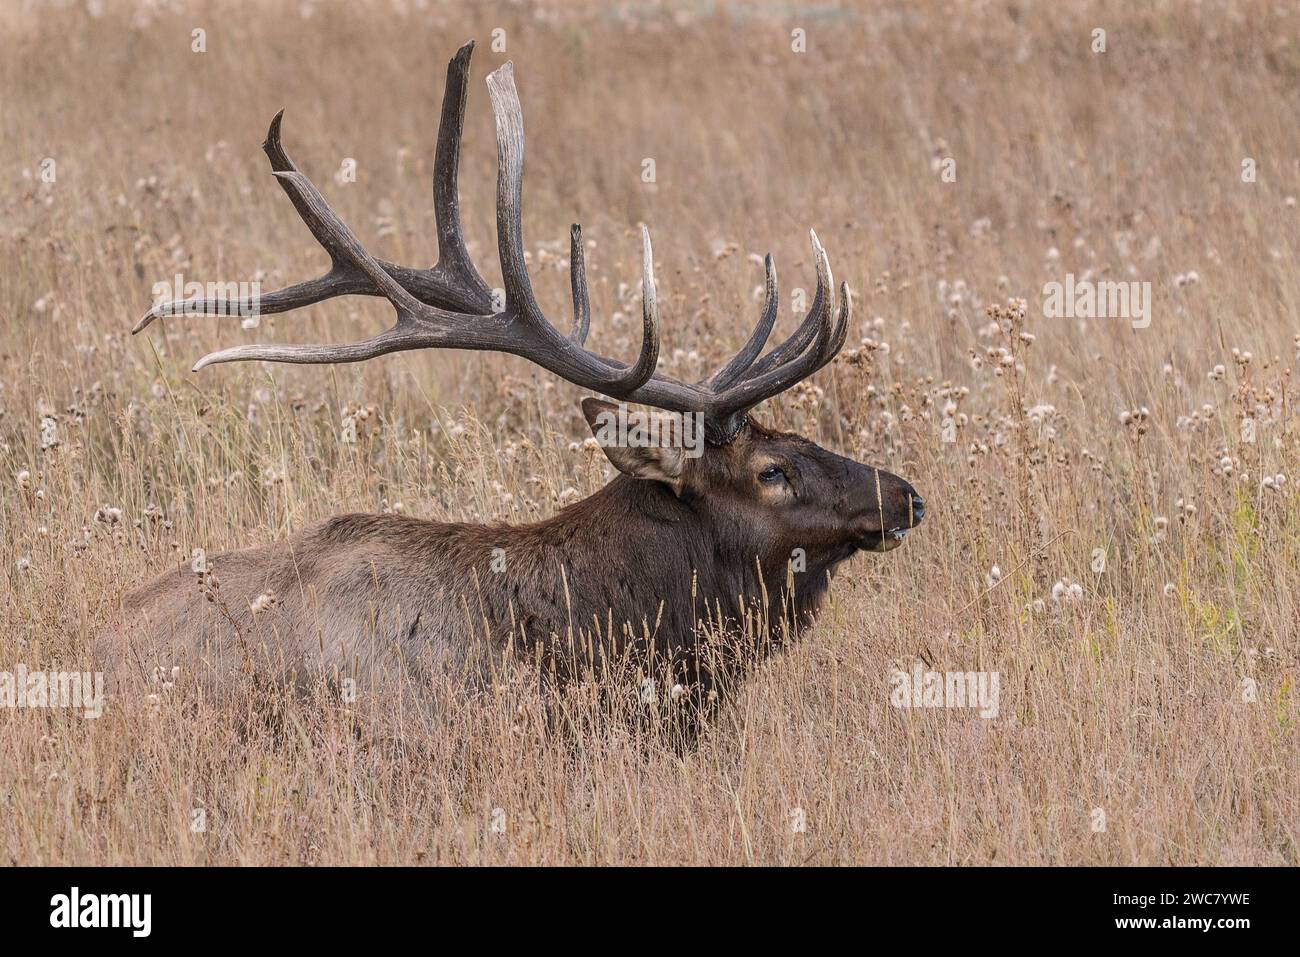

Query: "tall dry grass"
left=1, top=0, right=1297, bottom=864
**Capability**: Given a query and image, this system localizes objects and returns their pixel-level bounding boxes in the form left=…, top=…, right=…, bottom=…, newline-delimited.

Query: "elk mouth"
left=857, top=527, right=911, bottom=553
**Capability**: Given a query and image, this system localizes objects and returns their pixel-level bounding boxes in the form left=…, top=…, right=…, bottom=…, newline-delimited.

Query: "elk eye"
left=758, top=465, right=786, bottom=484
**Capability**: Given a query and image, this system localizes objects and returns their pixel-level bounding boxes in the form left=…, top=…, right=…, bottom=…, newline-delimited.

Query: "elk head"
left=581, top=396, right=922, bottom=579
left=134, top=41, right=925, bottom=584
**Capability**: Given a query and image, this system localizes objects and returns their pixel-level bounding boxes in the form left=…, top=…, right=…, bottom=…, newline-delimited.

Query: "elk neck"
left=488, top=474, right=834, bottom=643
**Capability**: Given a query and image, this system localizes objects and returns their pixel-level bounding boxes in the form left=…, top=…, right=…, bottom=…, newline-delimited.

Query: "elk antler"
left=134, top=41, right=850, bottom=444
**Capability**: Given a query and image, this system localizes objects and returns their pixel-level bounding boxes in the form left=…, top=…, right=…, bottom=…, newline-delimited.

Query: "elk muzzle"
left=854, top=468, right=925, bottom=553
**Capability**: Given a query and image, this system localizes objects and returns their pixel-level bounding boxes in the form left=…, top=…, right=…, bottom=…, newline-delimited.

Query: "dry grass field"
left=2, top=0, right=1298, bottom=865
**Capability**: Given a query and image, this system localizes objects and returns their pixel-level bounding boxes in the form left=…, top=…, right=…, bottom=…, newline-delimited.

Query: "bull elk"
left=120, top=42, right=924, bottom=722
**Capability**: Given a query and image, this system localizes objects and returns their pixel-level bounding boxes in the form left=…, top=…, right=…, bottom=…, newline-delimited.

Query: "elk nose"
left=908, top=492, right=925, bottom=524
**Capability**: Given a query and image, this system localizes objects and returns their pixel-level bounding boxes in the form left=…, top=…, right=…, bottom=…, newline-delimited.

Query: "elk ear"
left=581, top=397, right=686, bottom=494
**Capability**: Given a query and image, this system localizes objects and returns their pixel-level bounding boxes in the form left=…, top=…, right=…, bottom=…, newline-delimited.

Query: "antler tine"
left=430, top=41, right=492, bottom=305
left=484, top=63, right=544, bottom=325
left=193, top=328, right=411, bottom=371
left=132, top=275, right=351, bottom=334
left=131, top=257, right=482, bottom=335
left=568, top=224, right=591, bottom=345
left=707, top=254, right=778, bottom=391
left=600, top=226, right=660, bottom=392
left=260, top=111, right=349, bottom=265
left=816, top=280, right=852, bottom=374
